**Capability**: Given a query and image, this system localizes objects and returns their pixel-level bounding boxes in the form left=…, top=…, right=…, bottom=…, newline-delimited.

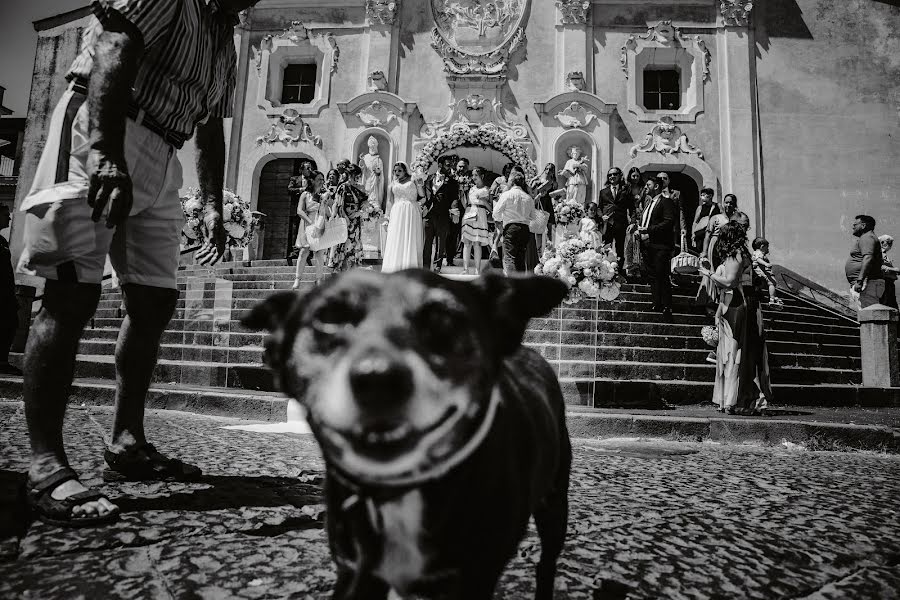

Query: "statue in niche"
left=558, top=144, right=590, bottom=206
left=359, top=135, right=386, bottom=210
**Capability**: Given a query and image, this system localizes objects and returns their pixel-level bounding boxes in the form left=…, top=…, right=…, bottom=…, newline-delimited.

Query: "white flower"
left=184, top=198, right=202, bottom=214
left=578, top=279, right=600, bottom=298
left=543, top=257, right=562, bottom=276
left=222, top=203, right=234, bottom=222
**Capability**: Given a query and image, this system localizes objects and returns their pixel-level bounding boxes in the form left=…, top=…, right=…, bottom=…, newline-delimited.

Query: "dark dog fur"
left=243, top=269, right=572, bottom=600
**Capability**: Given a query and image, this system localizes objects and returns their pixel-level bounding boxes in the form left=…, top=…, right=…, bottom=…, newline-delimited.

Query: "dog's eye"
left=311, top=302, right=364, bottom=335
left=415, top=304, right=465, bottom=353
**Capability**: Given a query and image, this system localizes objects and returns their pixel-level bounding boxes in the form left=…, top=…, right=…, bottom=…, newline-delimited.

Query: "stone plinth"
left=858, top=304, right=900, bottom=388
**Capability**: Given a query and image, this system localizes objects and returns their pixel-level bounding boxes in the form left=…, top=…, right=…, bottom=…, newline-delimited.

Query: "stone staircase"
left=3, top=258, right=896, bottom=418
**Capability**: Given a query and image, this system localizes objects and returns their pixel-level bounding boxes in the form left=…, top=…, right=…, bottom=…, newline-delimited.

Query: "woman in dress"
left=697, top=193, right=739, bottom=309
left=529, top=163, right=558, bottom=252
left=328, top=163, right=367, bottom=272
left=699, top=221, right=772, bottom=415
left=460, top=167, right=493, bottom=275
left=623, top=168, right=647, bottom=279
left=291, top=171, right=332, bottom=289
left=382, top=162, right=425, bottom=273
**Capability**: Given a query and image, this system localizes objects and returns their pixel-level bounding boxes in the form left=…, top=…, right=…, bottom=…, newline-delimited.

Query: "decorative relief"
left=368, top=70, right=389, bottom=92
left=252, top=21, right=339, bottom=74
left=256, top=109, right=322, bottom=147
left=620, top=21, right=710, bottom=82
left=326, top=32, right=340, bottom=73
left=420, top=93, right=529, bottom=142
left=554, top=101, right=598, bottom=129
left=565, top=71, right=586, bottom=92
left=629, top=117, right=704, bottom=159
left=355, top=100, right=399, bottom=128
left=366, top=0, right=399, bottom=25
left=720, top=0, right=754, bottom=27
left=555, top=0, right=591, bottom=25
left=429, top=0, right=529, bottom=79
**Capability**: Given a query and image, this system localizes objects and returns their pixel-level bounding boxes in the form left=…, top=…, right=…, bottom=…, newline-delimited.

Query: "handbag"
left=529, top=209, right=550, bottom=234
left=305, top=203, right=348, bottom=252
left=671, top=232, right=700, bottom=275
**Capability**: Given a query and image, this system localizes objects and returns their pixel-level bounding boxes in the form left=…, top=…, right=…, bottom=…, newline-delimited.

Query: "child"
left=751, top=237, right=783, bottom=309
left=580, top=208, right=603, bottom=249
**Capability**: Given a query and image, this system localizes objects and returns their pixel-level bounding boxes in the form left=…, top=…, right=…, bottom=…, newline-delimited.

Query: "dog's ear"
left=241, top=291, right=303, bottom=332
left=473, top=273, right=568, bottom=355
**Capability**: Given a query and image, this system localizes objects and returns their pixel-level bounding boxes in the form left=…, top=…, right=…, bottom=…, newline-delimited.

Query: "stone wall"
left=756, top=0, right=900, bottom=292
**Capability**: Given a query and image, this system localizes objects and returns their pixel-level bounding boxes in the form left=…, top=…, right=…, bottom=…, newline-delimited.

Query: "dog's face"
left=243, top=269, right=567, bottom=485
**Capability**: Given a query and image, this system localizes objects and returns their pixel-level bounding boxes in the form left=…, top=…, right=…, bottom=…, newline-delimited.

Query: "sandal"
left=103, top=443, right=203, bottom=483
left=27, top=467, right=120, bottom=527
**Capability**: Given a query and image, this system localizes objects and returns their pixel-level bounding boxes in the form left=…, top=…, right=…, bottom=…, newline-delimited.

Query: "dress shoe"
left=661, top=308, right=674, bottom=323
left=649, top=304, right=662, bottom=312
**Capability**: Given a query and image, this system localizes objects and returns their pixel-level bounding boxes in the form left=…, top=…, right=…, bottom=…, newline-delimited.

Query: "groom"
left=422, top=156, right=461, bottom=272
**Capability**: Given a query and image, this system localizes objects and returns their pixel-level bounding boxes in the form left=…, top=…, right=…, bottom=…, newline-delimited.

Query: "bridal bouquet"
left=554, top=198, right=585, bottom=226
left=535, top=233, right=620, bottom=304
left=700, top=325, right=719, bottom=348
left=181, top=188, right=259, bottom=249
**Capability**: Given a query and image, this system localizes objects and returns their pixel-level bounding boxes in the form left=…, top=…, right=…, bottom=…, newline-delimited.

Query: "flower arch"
left=411, top=123, right=537, bottom=179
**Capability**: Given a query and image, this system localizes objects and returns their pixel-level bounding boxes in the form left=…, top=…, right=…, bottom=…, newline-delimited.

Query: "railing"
left=771, top=264, right=858, bottom=323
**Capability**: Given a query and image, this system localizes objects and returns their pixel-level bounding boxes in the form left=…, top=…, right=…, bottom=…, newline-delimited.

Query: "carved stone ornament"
left=430, top=0, right=529, bottom=79
left=326, top=32, right=340, bottom=73
left=555, top=0, right=591, bottom=25
left=256, top=108, right=322, bottom=147
left=720, top=0, right=754, bottom=26
left=629, top=116, right=704, bottom=159
left=620, top=21, right=711, bottom=83
left=252, top=21, right=339, bottom=73
left=355, top=100, right=399, bottom=128
left=368, top=70, right=389, bottom=92
left=565, top=71, right=586, bottom=92
left=554, top=101, right=599, bottom=129
left=366, top=0, right=399, bottom=25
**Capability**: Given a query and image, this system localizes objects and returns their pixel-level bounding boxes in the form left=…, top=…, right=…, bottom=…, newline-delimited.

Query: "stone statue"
left=358, top=135, right=385, bottom=210
left=559, top=144, right=590, bottom=206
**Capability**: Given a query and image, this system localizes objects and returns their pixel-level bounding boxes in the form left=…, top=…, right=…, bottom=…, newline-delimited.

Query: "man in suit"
left=449, top=157, right=472, bottom=266
left=596, top=167, right=633, bottom=270
left=639, top=176, right=676, bottom=322
left=656, top=172, right=685, bottom=249
left=422, top=156, right=461, bottom=272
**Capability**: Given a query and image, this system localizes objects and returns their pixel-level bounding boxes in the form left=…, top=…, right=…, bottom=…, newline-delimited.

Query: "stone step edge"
left=0, top=380, right=895, bottom=453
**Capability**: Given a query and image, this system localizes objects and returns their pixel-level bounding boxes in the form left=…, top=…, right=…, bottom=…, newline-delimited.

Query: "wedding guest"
left=328, top=164, right=366, bottom=272
left=461, top=167, right=492, bottom=275
left=449, top=157, right=472, bottom=266
left=750, top=237, right=784, bottom=308
left=422, top=157, right=461, bottom=272
left=700, top=221, right=773, bottom=415
left=292, top=171, right=331, bottom=289
left=656, top=172, right=685, bottom=248
left=625, top=167, right=644, bottom=204
left=597, top=167, right=633, bottom=269
left=691, top=188, right=720, bottom=253
left=493, top=170, right=534, bottom=274
left=0, top=205, right=19, bottom=375
left=623, top=174, right=651, bottom=280
left=879, top=235, right=899, bottom=309
left=382, top=162, right=425, bottom=273
left=530, top=163, right=558, bottom=251
left=638, top=176, right=676, bottom=322
left=845, top=215, right=884, bottom=310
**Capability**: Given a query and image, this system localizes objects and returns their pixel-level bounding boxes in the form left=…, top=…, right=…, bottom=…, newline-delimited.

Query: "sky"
left=0, top=0, right=88, bottom=116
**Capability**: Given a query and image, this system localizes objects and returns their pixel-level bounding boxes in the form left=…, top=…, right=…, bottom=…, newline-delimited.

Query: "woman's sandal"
left=27, top=467, right=120, bottom=527
left=102, top=443, right=203, bottom=483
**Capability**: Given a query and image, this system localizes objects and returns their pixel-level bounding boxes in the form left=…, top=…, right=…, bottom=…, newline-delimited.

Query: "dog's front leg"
left=332, top=566, right=390, bottom=600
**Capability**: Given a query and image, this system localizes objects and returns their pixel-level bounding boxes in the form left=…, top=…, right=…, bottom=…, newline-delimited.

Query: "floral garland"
left=180, top=188, right=259, bottom=249
left=535, top=226, right=620, bottom=304
left=411, top=124, right=537, bottom=179
left=554, top=198, right=585, bottom=226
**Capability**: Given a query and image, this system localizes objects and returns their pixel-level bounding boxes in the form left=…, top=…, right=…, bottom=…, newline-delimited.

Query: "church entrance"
left=257, top=157, right=318, bottom=259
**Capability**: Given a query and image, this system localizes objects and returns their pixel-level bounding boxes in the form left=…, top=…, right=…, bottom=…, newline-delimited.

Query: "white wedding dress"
left=381, top=179, right=424, bottom=273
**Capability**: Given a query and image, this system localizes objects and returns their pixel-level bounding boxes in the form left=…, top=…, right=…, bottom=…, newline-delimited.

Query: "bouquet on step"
left=554, top=198, right=585, bottom=227
left=181, top=188, right=260, bottom=249
left=535, top=233, right=620, bottom=304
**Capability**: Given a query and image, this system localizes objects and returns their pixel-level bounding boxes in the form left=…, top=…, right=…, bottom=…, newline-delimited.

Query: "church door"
left=257, top=158, right=317, bottom=259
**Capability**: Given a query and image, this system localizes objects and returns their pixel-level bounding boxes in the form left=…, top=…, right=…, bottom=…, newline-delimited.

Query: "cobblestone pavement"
left=1, top=401, right=899, bottom=599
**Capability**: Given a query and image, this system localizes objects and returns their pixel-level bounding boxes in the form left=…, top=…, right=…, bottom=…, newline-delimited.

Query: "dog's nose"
left=349, top=353, right=413, bottom=408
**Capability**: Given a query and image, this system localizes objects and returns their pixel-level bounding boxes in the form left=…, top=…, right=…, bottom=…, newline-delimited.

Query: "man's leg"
left=654, top=248, right=673, bottom=310
left=433, top=223, right=447, bottom=271
left=108, top=283, right=178, bottom=452
left=502, top=226, right=516, bottom=274
left=25, top=280, right=116, bottom=517
left=514, top=225, right=529, bottom=272
left=423, top=220, right=435, bottom=270
left=647, top=247, right=662, bottom=309
left=860, top=280, right=885, bottom=309
left=613, top=225, right=626, bottom=270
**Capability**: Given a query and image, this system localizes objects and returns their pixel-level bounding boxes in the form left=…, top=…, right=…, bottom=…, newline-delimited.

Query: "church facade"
left=10, top=0, right=900, bottom=292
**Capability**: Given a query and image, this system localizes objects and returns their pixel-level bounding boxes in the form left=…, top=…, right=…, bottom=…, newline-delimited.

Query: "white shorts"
left=17, top=85, right=184, bottom=289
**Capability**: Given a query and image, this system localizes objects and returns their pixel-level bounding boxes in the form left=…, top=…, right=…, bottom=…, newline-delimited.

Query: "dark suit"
left=422, top=172, right=460, bottom=270
left=597, top=184, right=634, bottom=266
left=640, top=194, right=676, bottom=311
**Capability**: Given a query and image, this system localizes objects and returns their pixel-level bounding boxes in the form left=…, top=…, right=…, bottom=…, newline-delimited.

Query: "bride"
left=382, top=162, right=425, bottom=273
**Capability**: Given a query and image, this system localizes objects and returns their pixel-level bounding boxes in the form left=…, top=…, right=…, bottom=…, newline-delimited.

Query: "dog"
left=242, top=269, right=572, bottom=600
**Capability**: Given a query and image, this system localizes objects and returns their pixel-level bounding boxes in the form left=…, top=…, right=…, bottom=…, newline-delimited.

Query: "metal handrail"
left=771, top=264, right=858, bottom=324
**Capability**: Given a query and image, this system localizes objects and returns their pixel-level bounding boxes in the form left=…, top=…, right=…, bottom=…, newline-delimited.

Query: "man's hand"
left=852, top=280, right=866, bottom=293
left=195, top=204, right=226, bottom=265
left=86, top=150, right=133, bottom=229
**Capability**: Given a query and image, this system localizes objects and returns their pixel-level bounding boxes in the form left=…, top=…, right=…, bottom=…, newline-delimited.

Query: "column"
left=364, top=0, right=400, bottom=93
left=555, top=1, right=593, bottom=94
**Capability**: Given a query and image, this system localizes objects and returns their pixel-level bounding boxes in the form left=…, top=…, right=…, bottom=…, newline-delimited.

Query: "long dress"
left=712, top=253, right=773, bottom=414
left=294, top=191, right=323, bottom=249
left=461, top=186, right=493, bottom=246
left=381, top=179, right=424, bottom=273
left=328, top=183, right=366, bottom=271
left=696, top=213, right=731, bottom=305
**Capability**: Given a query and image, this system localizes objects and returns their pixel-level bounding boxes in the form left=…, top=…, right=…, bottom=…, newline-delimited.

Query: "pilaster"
left=555, top=1, right=593, bottom=94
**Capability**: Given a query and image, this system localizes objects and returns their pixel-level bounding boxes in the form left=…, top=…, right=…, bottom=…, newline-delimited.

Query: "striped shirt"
left=68, top=0, right=237, bottom=138
left=492, top=186, right=534, bottom=226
